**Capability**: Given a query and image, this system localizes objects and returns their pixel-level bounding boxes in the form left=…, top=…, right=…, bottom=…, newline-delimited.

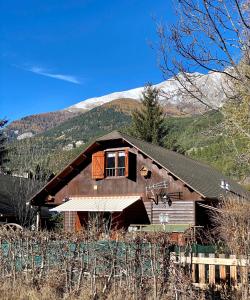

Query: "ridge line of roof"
left=118, top=134, right=206, bottom=198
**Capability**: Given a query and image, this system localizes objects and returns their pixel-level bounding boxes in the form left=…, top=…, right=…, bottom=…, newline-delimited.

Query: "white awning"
left=50, top=195, right=141, bottom=212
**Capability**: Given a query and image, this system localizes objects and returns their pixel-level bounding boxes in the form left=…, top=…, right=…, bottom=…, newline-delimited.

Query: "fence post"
left=198, top=253, right=205, bottom=285
left=219, top=254, right=226, bottom=283
left=209, top=253, right=215, bottom=285
left=229, top=255, right=237, bottom=286
left=191, top=252, right=196, bottom=283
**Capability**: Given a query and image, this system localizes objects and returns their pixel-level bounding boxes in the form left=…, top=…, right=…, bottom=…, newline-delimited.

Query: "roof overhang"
left=50, top=195, right=141, bottom=212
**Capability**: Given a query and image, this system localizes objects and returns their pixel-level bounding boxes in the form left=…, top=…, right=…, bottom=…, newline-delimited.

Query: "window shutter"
left=125, top=149, right=129, bottom=177
left=92, top=151, right=105, bottom=179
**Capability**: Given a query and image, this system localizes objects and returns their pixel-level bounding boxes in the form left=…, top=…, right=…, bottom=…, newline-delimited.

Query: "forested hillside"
left=5, top=105, right=131, bottom=174
left=4, top=107, right=249, bottom=185
left=163, top=112, right=249, bottom=181
left=5, top=110, right=81, bottom=139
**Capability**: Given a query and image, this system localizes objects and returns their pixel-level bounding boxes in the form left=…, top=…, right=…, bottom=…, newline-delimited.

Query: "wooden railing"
left=172, top=252, right=250, bottom=288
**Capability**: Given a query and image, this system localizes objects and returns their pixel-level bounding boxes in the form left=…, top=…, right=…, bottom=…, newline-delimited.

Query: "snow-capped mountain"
left=6, top=71, right=227, bottom=140
left=67, top=71, right=226, bottom=112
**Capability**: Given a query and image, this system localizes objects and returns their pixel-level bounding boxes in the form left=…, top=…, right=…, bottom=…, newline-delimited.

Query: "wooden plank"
left=175, top=254, right=249, bottom=267
left=191, top=253, right=196, bottom=282
left=219, top=254, right=226, bottom=283
left=198, top=253, right=205, bottom=284
left=152, top=200, right=195, bottom=225
left=209, top=254, right=215, bottom=284
left=230, top=255, right=237, bottom=286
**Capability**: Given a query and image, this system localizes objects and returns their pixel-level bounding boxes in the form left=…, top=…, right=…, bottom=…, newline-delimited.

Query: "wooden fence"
left=172, top=252, right=249, bottom=289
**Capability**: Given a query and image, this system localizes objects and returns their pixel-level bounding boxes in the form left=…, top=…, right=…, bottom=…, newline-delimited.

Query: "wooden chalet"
left=30, top=131, right=248, bottom=237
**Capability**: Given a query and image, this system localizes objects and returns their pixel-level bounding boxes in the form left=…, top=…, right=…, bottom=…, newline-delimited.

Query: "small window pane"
left=107, top=153, right=115, bottom=168
left=118, top=151, right=125, bottom=176
left=106, top=152, right=116, bottom=176
left=118, top=152, right=125, bottom=167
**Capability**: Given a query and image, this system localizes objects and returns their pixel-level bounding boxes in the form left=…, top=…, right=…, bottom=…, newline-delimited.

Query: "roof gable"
left=30, top=130, right=249, bottom=204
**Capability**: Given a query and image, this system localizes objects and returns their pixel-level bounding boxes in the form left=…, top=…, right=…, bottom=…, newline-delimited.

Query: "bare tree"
left=157, top=0, right=249, bottom=124
left=157, top=0, right=250, bottom=179
left=7, top=138, right=51, bottom=227
left=210, top=194, right=250, bottom=299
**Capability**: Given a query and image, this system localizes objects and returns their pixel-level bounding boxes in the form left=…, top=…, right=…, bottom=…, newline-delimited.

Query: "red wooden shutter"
left=125, top=149, right=129, bottom=177
left=92, top=151, right=105, bottom=179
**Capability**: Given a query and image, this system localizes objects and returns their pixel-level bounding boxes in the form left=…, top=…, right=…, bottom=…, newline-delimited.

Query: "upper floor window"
left=106, top=151, right=125, bottom=177
left=92, top=149, right=129, bottom=179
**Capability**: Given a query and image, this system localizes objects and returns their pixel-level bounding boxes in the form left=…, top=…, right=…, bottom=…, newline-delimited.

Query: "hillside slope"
left=5, top=105, right=131, bottom=174
left=5, top=110, right=81, bottom=140
left=5, top=106, right=249, bottom=184
left=41, top=104, right=131, bottom=147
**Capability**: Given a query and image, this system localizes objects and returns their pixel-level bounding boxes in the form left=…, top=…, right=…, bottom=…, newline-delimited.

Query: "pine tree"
left=0, top=119, right=8, bottom=171
left=130, top=84, right=167, bottom=146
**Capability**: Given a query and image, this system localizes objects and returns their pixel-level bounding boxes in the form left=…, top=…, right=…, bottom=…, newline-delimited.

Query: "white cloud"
left=26, top=66, right=81, bottom=84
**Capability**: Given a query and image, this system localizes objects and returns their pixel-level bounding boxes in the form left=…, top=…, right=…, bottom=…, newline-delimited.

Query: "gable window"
left=92, top=149, right=129, bottom=179
left=106, top=151, right=125, bottom=177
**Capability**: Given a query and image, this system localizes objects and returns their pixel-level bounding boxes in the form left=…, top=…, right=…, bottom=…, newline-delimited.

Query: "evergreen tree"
left=0, top=119, right=8, bottom=171
left=130, top=84, right=167, bottom=146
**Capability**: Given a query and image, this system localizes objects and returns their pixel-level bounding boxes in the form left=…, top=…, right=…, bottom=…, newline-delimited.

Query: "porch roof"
left=50, top=195, right=141, bottom=212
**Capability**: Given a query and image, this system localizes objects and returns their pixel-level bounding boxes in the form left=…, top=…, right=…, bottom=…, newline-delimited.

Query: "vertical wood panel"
left=75, top=213, right=81, bottom=231
left=125, top=149, right=129, bottom=177
left=198, top=253, right=205, bottom=284
left=219, top=254, right=226, bottom=283
left=209, top=254, right=215, bottom=284
left=192, top=261, right=196, bottom=283
left=92, top=151, right=105, bottom=179
left=230, top=255, right=237, bottom=286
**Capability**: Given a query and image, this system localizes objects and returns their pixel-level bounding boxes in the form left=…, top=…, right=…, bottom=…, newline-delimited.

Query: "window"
left=92, top=149, right=129, bottom=179
left=106, top=151, right=126, bottom=177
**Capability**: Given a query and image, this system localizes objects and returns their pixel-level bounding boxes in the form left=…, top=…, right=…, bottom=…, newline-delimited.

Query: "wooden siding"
left=152, top=201, right=194, bottom=225
left=144, top=200, right=194, bottom=225
left=49, top=141, right=202, bottom=230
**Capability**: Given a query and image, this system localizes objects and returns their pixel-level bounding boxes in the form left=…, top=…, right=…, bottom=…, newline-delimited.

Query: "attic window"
left=106, top=151, right=126, bottom=177
left=92, top=150, right=129, bottom=179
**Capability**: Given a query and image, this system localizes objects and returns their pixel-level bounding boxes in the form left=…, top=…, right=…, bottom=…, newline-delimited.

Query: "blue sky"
left=0, top=0, right=175, bottom=121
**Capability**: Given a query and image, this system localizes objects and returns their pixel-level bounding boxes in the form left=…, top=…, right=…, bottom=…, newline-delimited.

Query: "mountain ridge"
left=5, top=71, right=225, bottom=140
left=67, top=71, right=225, bottom=112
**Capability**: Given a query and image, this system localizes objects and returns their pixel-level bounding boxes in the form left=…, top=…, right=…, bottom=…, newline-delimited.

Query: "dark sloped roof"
left=97, top=131, right=249, bottom=199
